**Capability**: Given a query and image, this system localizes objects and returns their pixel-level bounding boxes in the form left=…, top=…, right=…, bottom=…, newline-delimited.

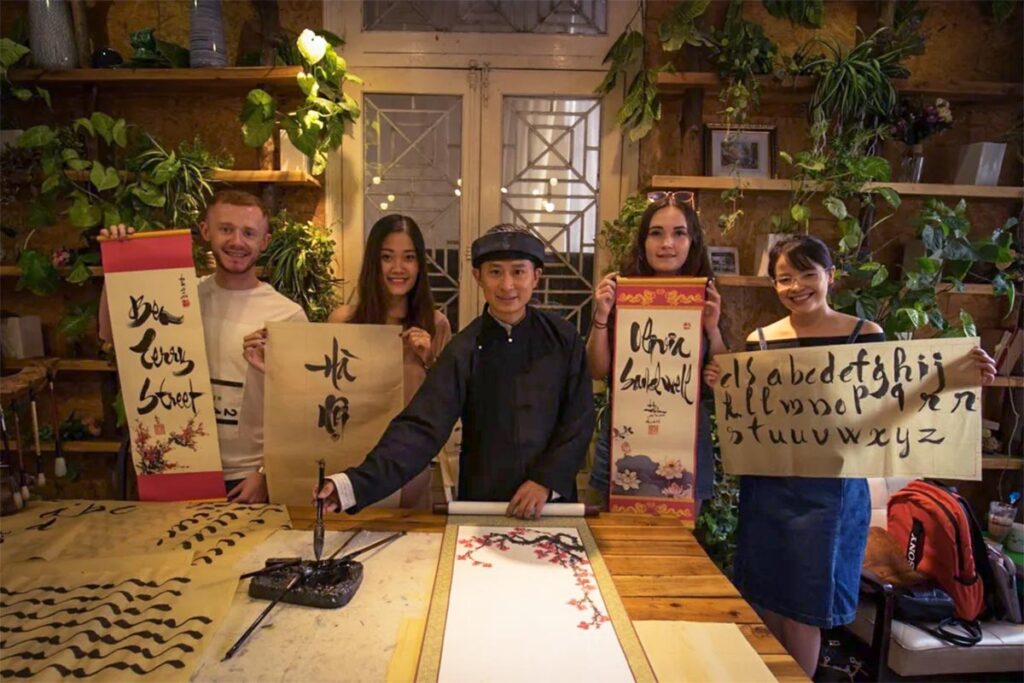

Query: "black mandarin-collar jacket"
left=344, top=305, right=594, bottom=510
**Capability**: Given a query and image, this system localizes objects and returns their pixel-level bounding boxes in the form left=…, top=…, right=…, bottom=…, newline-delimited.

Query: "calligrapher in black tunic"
left=342, top=304, right=594, bottom=511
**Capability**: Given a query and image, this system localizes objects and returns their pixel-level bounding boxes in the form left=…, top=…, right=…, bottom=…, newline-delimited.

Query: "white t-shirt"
left=198, top=276, right=307, bottom=480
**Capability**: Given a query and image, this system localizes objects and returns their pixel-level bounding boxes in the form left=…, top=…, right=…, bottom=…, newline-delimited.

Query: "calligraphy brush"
left=0, top=406, right=23, bottom=509
left=11, top=402, right=30, bottom=502
left=314, top=459, right=325, bottom=563
left=238, top=558, right=303, bottom=581
left=47, top=372, right=66, bottom=479
left=28, top=390, right=44, bottom=486
left=222, top=564, right=313, bottom=661
left=223, top=529, right=365, bottom=660
left=331, top=531, right=406, bottom=564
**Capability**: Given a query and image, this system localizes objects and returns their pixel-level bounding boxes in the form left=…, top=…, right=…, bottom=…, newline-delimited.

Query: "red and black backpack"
left=887, top=479, right=995, bottom=622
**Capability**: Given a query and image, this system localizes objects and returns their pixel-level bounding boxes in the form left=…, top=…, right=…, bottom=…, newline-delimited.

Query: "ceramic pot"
left=189, top=0, right=228, bottom=67
left=27, top=0, right=77, bottom=69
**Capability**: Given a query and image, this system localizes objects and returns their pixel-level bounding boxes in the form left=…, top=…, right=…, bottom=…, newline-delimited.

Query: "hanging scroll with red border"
left=609, top=277, right=706, bottom=520
left=101, top=230, right=223, bottom=501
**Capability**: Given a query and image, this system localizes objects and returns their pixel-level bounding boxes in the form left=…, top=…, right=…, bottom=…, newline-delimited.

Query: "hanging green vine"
left=762, top=0, right=824, bottom=28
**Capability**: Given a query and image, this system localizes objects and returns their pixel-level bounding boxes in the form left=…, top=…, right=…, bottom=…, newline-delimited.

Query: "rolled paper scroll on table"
left=435, top=501, right=597, bottom=517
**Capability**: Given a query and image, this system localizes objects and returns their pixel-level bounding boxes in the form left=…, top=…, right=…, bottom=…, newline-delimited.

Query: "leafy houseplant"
left=833, top=198, right=1019, bottom=338
left=9, top=115, right=225, bottom=297
left=704, top=0, right=777, bottom=128
left=259, top=213, right=341, bottom=322
left=597, top=192, right=647, bottom=271
left=597, top=1, right=714, bottom=142
left=240, top=30, right=362, bottom=176
left=694, top=411, right=738, bottom=575
left=762, top=0, right=824, bottom=28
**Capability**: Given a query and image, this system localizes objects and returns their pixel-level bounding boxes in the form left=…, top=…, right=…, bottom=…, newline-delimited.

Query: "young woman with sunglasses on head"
left=244, top=214, right=451, bottom=508
left=586, top=191, right=727, bottom=511
left=702, top=235, right=996, bottom=677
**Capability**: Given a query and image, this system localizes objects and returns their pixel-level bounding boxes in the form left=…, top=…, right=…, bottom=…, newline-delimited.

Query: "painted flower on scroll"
left=612, top=469, right=640, bottom=491
left=134, top=417, right=207, bottom=475
left=661, top=482, right=691, bottom=499
left=655, top=459, right=686, bottom=480
left=457, top=528, right=610, bottom=630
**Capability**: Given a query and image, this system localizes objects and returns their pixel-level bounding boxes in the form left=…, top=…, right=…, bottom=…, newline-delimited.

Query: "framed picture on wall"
left=704, top=124, right=777, bottom=178
left=708, top=246, right=740, bottom=275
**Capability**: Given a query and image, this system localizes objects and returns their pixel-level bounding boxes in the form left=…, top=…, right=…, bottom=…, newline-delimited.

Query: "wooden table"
left=289, top=507, right=806, bottom=682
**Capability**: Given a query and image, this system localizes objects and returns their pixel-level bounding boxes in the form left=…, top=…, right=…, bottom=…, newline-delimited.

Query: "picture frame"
left=707, top=246, right=740, bottom=275
left=703, top=124, right=777, bottom=178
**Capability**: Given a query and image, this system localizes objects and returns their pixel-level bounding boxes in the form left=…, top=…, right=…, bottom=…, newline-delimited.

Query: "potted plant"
left=889, top=97, right=953, bottom=182
left=259, top=212, right=341, bottom=322
left=240, top=30, right=361, bottom=176
left=833, top=198, right=1018, bottom=339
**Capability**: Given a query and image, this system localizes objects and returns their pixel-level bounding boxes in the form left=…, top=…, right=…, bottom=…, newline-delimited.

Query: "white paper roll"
left=446, top=501, right=586, bottom=517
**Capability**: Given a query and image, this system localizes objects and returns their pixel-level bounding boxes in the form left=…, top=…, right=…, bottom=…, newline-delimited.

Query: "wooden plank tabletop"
left=289, top=507, right=806, bottom=682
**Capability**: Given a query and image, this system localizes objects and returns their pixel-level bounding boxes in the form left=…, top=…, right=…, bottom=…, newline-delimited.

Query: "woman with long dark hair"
left=586, top=191, right=727, bottom=511
left=245, top=214, right=450, bottom=508
left=328, top=214, right=451, bottom=507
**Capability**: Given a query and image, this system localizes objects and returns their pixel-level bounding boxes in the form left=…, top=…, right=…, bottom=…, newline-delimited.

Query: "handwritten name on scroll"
left=713, top=337, right=982, bottom=480
left=101, top=231, right=223, bottom=501
left=263, top=322, right=404, bottom=505
left=609, top=277, right=706, bottom=520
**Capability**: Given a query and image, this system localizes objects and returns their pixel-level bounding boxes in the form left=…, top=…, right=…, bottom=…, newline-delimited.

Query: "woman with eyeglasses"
left=702, top=235, right=996, bottom=677
left=586, top=191, right=727, bottom=512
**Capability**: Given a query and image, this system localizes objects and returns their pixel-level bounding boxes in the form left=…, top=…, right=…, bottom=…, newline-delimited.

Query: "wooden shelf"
left=657, top=72, right=1024, bottom=103
left=4, top=357, right=116, bottom=373
left=10, top=439, right=123, bottom=454
left=1, top=264, right=264, bottom=278
left=982, top=456, right=1024, bottom=470
left=651, top=175, right=1024, bottom=201
left=715, top=274, right=773, bottom=288
left=990, top=376, right=1024, bottom=388
left=211, top=169, right=320, bottom=187
left=714, top=273, right=1000, bottom=296
left=58, top=169, right=320, bottom=188
left=0, top=265, right=103, bottom=278
left=7, top=66, right=303, bottom=92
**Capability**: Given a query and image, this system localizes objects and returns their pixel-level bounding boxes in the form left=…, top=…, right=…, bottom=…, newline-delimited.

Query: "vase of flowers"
left=890, top=98, right=953, bottom=183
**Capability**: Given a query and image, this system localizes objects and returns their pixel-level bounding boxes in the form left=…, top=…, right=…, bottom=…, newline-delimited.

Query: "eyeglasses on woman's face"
left=646, top=190, right=696, bottom=208
left=773, top=270, right=829, bottom=290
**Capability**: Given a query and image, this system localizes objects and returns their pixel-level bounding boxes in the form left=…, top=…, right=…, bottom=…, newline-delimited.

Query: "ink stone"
left=249, top=560, right=364, bottom=609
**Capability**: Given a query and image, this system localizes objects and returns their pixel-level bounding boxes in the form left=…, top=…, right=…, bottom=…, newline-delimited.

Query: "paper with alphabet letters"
left=101, top=231, right=223, bottom=501
left=262, top=322, right=405, bottom=506
left=713, top=337, right=981, bottom=479
left=609, top=277, right=706, bottom=520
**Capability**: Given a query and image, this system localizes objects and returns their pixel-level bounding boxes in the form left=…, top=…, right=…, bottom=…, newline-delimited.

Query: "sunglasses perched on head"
left=646, top=190, right=696, bottom=208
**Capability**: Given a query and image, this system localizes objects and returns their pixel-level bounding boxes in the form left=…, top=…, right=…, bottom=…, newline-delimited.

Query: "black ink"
left=317, top=395, right=350, bottom=441
left=629, top=318, right=692, bottom=361
left=137, top=377, right=204, bottom=416
left=305, top=339, right=358, bottom=390
left=129, top=329, right=195, bottom=376
left=127, top=295, right=184, bottom=328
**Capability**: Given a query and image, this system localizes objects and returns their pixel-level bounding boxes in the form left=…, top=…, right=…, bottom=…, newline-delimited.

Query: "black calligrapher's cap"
left=471, top=229, right=545, bottom=268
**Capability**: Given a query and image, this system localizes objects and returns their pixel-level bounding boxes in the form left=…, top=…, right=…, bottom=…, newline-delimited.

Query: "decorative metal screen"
left=500, top=96, right=600, bottom=335
left=364, top=93, right=463, bottom=329
left=363, top=1, right=606, bottom=34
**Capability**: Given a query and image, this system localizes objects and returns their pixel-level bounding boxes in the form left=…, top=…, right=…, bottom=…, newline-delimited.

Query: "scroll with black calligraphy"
left=262, top=322, right=404, bottom=505
left=609, top=277, right=706, bottom=520
left=101, top=231, right=223, bottom=501
left=713, top=338, right=982, bottom=479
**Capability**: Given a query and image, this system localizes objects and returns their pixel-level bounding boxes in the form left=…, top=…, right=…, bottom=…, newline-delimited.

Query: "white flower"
left=613, top=469, right=641, bottom=491
left=297, top=29, right=328, bottom=66
left=656, top=459, right=686, bottom=479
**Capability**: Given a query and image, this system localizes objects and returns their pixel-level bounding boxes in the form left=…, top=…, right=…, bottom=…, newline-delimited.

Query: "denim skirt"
left=732, top=475, right=870, bottom=628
